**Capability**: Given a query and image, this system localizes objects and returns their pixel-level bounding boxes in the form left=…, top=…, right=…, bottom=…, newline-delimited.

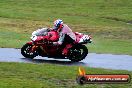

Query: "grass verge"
left=0, top=62, right=132, bottom=88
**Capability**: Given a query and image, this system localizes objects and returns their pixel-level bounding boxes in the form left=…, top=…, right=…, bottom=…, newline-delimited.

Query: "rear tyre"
left=21, top=43, right=36, bottom=58
left=69, top=45, right=88, bottom=62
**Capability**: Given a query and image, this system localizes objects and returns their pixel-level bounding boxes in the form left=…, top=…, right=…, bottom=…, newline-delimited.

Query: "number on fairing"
left=31, top=35, right=37, bottom=41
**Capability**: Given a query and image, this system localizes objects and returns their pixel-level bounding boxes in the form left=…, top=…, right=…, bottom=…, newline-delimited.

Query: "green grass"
left=0, top=0, right=132, bottom=54
left=88, top=37, right=132, bottom=55
left=0, top=62, right=131, bottom=88
left=0, top=28, right=29, bottom=48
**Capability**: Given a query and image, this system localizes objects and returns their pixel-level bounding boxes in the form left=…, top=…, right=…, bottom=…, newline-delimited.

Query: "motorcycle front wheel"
left=21, top=43, right=36, bottom=59
left=68, top=45, right=88, bottom=62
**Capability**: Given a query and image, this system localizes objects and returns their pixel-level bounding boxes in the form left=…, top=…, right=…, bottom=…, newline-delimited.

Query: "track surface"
left=0, top=48, right=132, bottom=71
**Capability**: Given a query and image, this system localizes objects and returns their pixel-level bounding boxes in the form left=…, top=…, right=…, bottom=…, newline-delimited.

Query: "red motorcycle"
left=21, top=30, right=92, bottom=62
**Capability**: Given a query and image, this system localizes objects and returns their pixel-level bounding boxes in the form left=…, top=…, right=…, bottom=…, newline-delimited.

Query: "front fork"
left=27, top=41, right=38, bottom=53
left=30, top=45, right=38, bottom=52
left=30, top=44, right=48, bottom=56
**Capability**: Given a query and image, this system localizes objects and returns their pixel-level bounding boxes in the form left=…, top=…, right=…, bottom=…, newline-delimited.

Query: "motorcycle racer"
left=52, top=19, right=76, bottom=55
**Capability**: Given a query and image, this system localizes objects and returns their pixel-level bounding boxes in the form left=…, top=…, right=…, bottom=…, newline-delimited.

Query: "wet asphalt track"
left=0, top=48, right=132, bottom=71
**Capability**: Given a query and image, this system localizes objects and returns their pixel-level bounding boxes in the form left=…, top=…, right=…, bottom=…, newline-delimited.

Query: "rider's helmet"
left=53, top=19, right=63, bottom=32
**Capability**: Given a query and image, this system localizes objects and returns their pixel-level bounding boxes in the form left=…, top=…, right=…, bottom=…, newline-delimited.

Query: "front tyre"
left=69, top=45, right=88, bottom=62
left=21, top=43, right=36, bottom=58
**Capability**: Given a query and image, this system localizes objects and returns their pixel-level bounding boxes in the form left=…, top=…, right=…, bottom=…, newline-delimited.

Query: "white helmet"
left=53, top=19, right=63, bottom=31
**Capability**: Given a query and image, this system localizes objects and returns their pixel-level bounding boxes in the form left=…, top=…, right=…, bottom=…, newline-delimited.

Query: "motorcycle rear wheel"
left=68, top=45, right=88, bottom=62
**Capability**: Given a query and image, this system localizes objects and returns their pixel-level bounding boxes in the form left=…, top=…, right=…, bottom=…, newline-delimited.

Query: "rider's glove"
left=53, top=41, right=62, bottom=46
left=53, top=42, right=58, bottom=46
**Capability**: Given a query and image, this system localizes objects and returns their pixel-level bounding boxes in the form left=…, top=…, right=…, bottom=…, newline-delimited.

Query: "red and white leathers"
left=53, top=24, right=76, bottom=55
left=54, top=24, right=76, bottom=45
